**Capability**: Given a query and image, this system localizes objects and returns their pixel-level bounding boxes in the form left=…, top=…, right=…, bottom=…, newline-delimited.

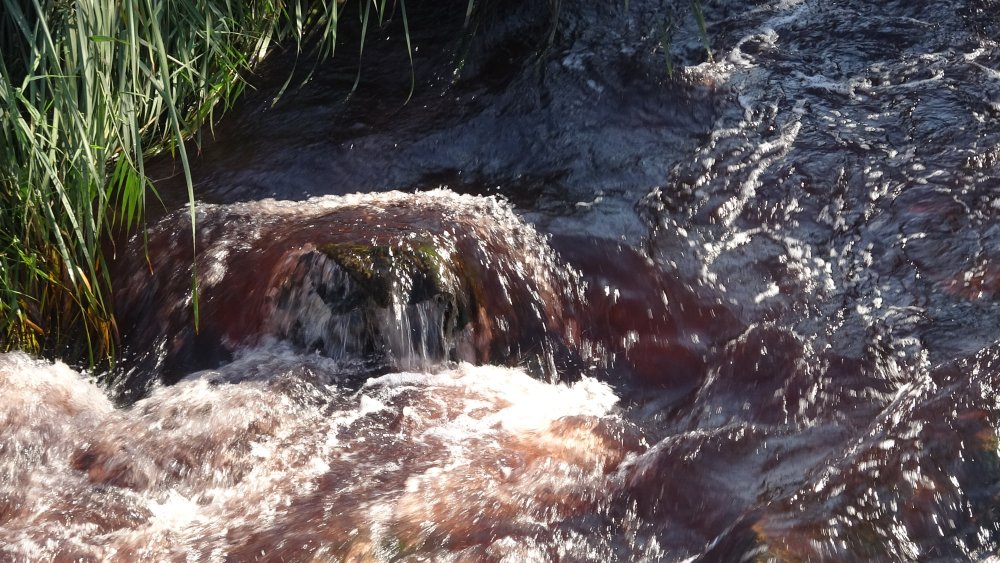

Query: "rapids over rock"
left=4, top=0, right=1000, bottom=561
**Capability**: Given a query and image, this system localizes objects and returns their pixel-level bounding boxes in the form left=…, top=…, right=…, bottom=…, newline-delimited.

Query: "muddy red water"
left=4, top=0, right=1000, bottom=560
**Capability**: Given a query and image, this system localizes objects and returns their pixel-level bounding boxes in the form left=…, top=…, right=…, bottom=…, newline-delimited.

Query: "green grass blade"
left=660, top=17, right=674, bottom=79
left=689, top=0, right=712, bottom=62
left=399, top=0, right=415, bottom=104
left=144, top=0, right=199, bottom=330
left=351, top=0, right=372, bottom=96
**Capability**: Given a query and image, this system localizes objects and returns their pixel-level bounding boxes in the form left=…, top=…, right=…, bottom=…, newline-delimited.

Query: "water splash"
left=0, top=350, right=638, bottom=561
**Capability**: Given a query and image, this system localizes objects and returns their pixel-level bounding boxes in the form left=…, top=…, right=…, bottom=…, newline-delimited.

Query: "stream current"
left=3, top=0, right=1000, bottom=560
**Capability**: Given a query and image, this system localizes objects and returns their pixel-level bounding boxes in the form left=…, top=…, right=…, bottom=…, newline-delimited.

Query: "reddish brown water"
left=5, top=0, right=1000, bottom=560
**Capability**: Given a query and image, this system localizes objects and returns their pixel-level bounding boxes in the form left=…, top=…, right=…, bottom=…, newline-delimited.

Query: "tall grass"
left=0, top=0, right=348, bottom=364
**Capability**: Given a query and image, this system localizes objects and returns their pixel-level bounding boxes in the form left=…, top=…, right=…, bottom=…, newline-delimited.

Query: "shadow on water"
left=5, top=0, right=1000, bottom=560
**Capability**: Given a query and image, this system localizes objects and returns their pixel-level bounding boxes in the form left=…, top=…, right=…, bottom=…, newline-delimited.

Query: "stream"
left=3, top=0, right=1000, bottom=560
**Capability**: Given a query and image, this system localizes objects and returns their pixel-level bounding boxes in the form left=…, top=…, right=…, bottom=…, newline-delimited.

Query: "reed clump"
left=0, top=0, right=346, bottom=364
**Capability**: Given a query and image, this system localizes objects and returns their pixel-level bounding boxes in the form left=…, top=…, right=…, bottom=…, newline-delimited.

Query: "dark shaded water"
left=4, top=0, right=1000, bottom=560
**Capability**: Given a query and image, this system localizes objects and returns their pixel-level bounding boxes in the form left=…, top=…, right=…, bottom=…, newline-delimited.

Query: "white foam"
left=0, top=352, right=626, bottom=560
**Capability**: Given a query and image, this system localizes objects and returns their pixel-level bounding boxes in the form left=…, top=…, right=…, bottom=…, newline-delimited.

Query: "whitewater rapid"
left=0, top=349, right=640, bottom=561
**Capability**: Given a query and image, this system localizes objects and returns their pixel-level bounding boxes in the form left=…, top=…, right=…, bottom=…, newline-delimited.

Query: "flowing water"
left=4, top=0, right=1000, bottom=560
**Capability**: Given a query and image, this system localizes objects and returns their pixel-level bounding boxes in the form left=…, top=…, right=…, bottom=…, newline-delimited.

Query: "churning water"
left=0, top=352, right=633, bottom=561
left=5, top=0, right=1000, bottom=560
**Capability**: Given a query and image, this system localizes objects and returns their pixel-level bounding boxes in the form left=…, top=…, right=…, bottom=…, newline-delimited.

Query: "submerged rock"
left=111, top=190, right=591, bottom=399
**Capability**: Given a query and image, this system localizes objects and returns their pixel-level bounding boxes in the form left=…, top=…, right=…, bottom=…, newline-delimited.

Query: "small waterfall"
left=266, top=245, right=471, bottom=373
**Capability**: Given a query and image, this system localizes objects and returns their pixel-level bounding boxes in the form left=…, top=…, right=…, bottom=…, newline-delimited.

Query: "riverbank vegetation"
left=0, top=0, right=352, bottom=364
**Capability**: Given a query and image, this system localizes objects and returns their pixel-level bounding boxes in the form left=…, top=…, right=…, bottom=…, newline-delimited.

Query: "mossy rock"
left=319, top=241, right=471, bottom=328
